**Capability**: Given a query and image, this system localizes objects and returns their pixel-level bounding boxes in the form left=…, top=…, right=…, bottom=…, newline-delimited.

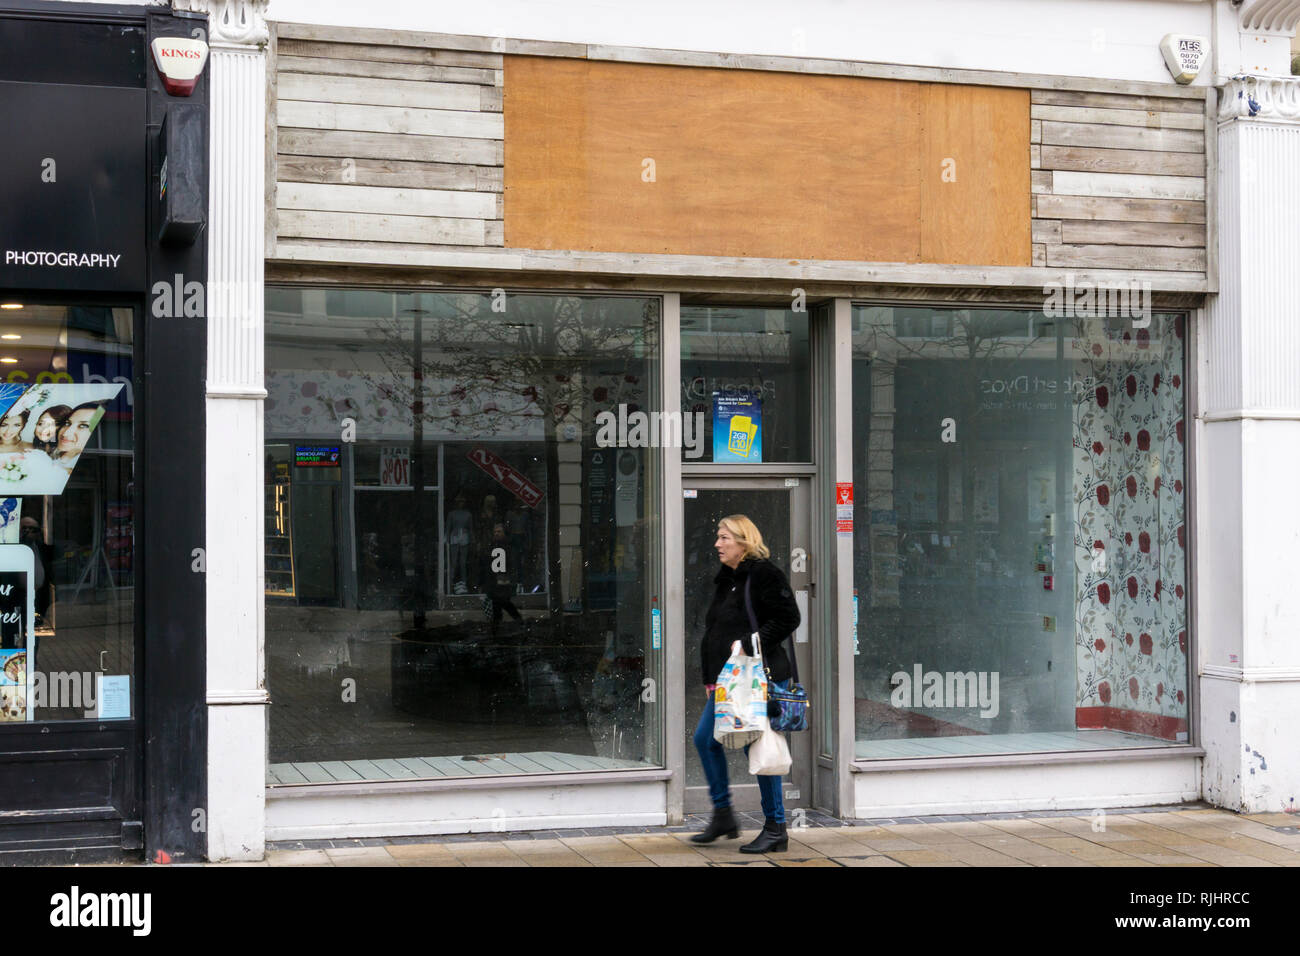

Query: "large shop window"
left=851, top=305, right=1188, bottom=759
left=264, top=289, right=662, bottom=783
left=0, top=303, right=134, bottom=724
left=680, top=306, right=810, bottom=462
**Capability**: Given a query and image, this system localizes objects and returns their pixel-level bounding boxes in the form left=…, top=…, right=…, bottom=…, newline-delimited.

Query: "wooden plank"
left=278, top=181, right=498, bottom=219
left=1039, top=144, right=1205, bottom=177
left=524, top=751, right=586, bottom=772
left=1030, top=104, right=1203, bottom=130
left=1035, top=193, right=1206, bottom=223
left=544, top=752, right=606, bottom=771
left=1059, top=219, right=1206, bottom=247
left=476, top=167, right=503, bottom=192
left=277, top=54, right=498, bottom=85
left=1031, top=219, right=1061, bottom=244
left=370, top=758, right=420, bottom=779
left=265, top=765, right=284, bottom=784
left=1040, top=121, right=1203, bottom=153
left=273, top=237, right=514, bottom=259
left=277, top=155, right=492, bottom=191
left=418, top=756, right=475, bottom=777
left=279, top=100, right=503, bottom=139
left=278, top=208, right=487, bottom=245
left=919, top=83, right=1030, bottom=266
left=275, top=20, right=589, bottom=59
left=505, top=56, right=922, bottom=262
left=1032, top=242, right=1046, bottom=266
left=1030, top=118, right=1041, bottom=144
left=484, top=220, right=504, bottom=245
left=1051, top=170, right=1204, bottom=201
left=276, top=38, right=503, bottom=70
left=1046, top=243, right=1206, bottom=271
left=1031, top=170, right=1052, bottom=194
left=277, top=128, right=503, bottom=166
left=493, top=753, right=552, bottom=774
left=343, top=759, right=392, bottom=780
left=317, top=760, right=364, bottom=782
left=279, top=72, right=483, bottom=111
left=269, top=762, right=310, bottom=784
left=1031, top=88, right=1206, bottom=114
left=1030, top=143, right=1040, bottom=168
left=291, top=762, right=335, bottom=783
left=397, top=756, right=444, bottom=777
left=480, top=86, right=502, bottom=112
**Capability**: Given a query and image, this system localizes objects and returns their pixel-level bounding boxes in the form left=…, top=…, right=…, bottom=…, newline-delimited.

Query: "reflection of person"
left=20, top=516, right=53, bottom=621
left=0, top=409, right=31, bottom=453
left=446, top=494, right=473, bottom=594
left=691, top=514, right=800, bottom=854
left=505, top=503, right=530, bottom=592
left=481, top=523, right=522, bottom=631
left=474, top=493, right=499, bottom=591
left=53, top=402, right=106, bottom=470
left=33, top=405, right=71, bottom=457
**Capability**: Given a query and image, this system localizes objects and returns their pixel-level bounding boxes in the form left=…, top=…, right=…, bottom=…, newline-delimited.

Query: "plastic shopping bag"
left=748, top=728, right=792, bottom=776
left=713, top=638, right=769, bottom=750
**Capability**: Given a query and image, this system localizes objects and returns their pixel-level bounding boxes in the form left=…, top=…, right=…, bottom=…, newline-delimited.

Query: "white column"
left=175, top=0, right=271, bottom=860
left=1201, top=69, right=1300, bottom=814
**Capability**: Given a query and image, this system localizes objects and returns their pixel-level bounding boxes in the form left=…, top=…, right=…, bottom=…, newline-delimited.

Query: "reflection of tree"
left=354, top=293, right=659, bottom=623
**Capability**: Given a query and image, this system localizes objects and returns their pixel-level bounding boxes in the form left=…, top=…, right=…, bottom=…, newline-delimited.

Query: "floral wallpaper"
left=1072, top=315, right=1188, bottom=739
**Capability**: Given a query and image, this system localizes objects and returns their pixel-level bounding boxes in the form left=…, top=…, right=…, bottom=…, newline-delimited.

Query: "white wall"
left=268, top=0, right=1216, bottom=85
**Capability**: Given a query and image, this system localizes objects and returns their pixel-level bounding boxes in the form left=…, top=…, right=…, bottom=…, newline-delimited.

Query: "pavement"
left=232, top=804, right=1300, bottom=867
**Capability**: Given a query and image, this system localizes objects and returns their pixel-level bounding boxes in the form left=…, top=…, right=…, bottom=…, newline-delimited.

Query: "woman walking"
left=691, top=514, right=800, bottom=853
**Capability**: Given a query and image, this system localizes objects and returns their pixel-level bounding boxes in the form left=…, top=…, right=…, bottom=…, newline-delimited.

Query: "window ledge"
left=851, top=746, right=1204, bottom=773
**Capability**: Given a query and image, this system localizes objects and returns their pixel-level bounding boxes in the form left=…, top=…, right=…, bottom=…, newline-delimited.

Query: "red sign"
left=836, top=482, right=854, bottom=506
left=467, top=448, right=543, bottom=508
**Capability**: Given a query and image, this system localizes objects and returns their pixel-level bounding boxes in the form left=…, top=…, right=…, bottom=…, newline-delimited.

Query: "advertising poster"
left=0, top=545, right=34, bottom=722
left=712, top=392, right=762, bottom=463
left=0, top=382, right=125, bottom=497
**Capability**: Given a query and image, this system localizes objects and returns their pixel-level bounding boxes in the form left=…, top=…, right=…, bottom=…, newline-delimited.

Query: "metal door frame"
left=678, top=475, right=815, bottom=815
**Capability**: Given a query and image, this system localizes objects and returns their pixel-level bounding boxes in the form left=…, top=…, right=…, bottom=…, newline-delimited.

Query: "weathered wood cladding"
left=268, top=21, right=1209, bottom=284
left=1029, top=88, right=1208, bottom=275
left=271, top=24, right=505, bottom=257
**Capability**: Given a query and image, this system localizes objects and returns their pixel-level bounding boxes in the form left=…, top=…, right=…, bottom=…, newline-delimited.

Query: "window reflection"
left=264, top=290, right=662, bottom=782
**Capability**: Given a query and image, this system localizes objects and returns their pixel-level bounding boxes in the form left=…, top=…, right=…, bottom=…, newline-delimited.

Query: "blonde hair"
left=718, top=514, right=770, bottom=560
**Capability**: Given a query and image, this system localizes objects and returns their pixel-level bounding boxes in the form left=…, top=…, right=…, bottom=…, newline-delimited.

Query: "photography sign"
left=0, top=81, right=145, bottom=291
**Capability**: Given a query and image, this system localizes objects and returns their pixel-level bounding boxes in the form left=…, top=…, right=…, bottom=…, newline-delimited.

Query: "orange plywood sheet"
left=505, top=57, right=1029, bottom=268
left=919, top=84, right=1031, bottom=266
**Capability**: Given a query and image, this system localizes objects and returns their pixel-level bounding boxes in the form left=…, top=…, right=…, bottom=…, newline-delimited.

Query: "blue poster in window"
left=712, top=393, right=762, bottom=463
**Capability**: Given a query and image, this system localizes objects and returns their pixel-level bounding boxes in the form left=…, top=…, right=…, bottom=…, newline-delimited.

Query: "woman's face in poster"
left=57, top=408, right=97, bottom=458
left=34, top=412, right=59, bottom=443
left=0, top=414, right=22, bottom=445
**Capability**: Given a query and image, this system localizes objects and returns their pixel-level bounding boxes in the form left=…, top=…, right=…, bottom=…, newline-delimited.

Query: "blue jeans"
left=693, top=681, right=788, bottom=824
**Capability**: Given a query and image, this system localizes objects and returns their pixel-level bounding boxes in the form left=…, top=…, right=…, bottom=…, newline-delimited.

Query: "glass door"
left=681, top=478, right=813, bottom=813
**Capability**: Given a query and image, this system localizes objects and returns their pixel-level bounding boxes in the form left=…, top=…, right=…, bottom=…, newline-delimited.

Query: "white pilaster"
left=176, top=0, right=271, bottom=860
left=1201, top=71, right=1300, bottom=815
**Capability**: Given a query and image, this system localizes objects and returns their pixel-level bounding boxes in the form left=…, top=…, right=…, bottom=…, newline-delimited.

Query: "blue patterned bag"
left=744, top=577, right=810, bottom=732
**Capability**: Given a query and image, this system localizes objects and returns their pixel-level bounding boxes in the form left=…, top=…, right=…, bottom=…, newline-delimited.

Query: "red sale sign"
left=467, top=448, right=544, bottom=508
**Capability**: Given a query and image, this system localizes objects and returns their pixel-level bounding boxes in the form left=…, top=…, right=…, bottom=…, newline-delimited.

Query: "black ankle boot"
left=690, top=806, right=740, bottom=844
left=739, top=817, right=788, bottom=853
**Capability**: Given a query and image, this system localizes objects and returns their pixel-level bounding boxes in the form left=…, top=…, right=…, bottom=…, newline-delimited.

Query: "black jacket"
left=701, top=557, right=800, bottom=686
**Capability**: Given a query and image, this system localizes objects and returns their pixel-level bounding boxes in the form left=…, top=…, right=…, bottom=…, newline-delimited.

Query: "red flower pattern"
left=1139, top=633, right=1153, bottom=655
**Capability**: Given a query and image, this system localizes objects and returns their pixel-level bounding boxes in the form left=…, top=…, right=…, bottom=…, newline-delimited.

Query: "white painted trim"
left=206, top=384, right=269, bottom=399
left=1200, top=408, right=1300, bottom=421
left=1201, top=664, right=1300, bottom=682
left=852, top=754, right=1200, bottom=817
left=208, top=689, right=272, bottom=704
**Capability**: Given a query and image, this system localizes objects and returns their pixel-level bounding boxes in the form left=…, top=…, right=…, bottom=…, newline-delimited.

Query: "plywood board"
left=505, top=57, right=926, bottom=263
left=919, top=83, right=1031, bottom=266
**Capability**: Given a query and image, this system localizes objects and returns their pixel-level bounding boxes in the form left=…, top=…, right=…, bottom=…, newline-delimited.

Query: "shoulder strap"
left=743, top=574, right=799, bottom=684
